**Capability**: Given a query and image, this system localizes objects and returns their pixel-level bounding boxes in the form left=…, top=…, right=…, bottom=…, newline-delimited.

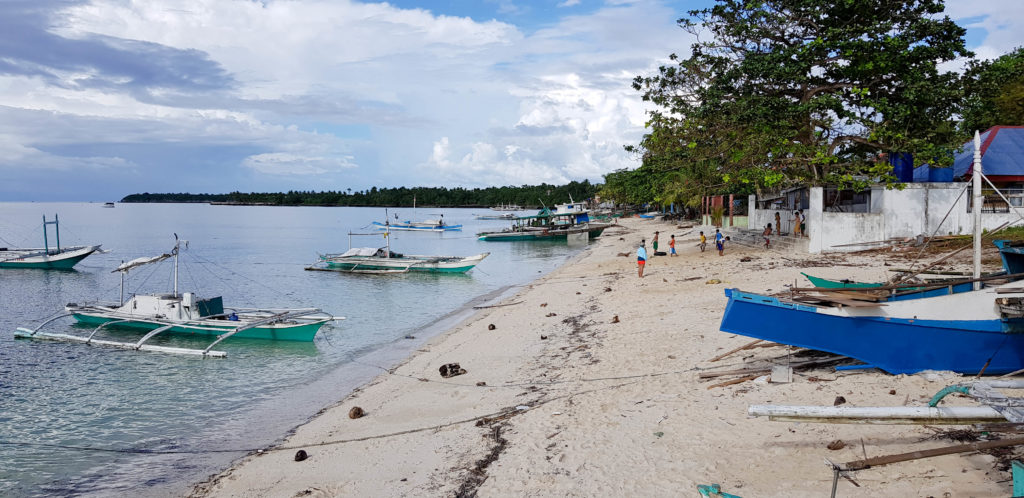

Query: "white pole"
left=119, top=262, right=124, bottom=306
left=173, top=239, right=179, bottom=298
left=749, top=404, right=1003, bottom=424
left=973, top=130, right=983, bottom=290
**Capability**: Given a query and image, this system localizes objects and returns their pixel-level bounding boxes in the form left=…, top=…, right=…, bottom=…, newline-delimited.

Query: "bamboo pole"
left=843, top=436, right=1024, bottom=471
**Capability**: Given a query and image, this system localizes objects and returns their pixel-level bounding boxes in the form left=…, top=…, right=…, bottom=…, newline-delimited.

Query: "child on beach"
left=763, top=223, right=772, bottom=249
left=792, top=210, right=802, bottom=237
left=652, top=231, right=660, bottom=256
left=637, top=240, right=647, bottom=278
left=669, top=234, right=677, bottom=256
left=699, top=231, right=706, bottom=252
left=715, top=229, right=725, bottom=256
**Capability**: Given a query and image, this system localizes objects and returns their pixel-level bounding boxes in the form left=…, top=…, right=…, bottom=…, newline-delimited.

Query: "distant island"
left=120, top=181, right=600, bottom=208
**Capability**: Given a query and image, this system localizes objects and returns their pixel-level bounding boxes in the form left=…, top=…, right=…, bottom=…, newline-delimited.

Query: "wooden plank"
left=699, top=356, right=845, bottom=379
left=709, top=339, right=764, bottom=362
left=707, top=374, right=760, bottom=390
left=843, top=436, right=1024, bottom=471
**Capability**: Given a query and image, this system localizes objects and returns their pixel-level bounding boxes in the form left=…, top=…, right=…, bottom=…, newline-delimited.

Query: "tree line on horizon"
left=120, top=181, right=601, bottom=208
left=601, top=0, right=1024, bottom=210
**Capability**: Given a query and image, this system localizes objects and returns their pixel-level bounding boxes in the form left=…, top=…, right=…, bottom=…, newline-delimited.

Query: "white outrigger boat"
left=310, top=225, right=487, bottom=274
left=0, top=214, right=101, bottom=270
left=15, top=236, right=339, bottom=357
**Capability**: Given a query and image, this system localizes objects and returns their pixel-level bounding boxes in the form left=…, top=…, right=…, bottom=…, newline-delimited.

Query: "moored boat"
left=317, top=248, right=488, bottom=273
left=0, top=214, right=100, bottom=270
left=478, top=207, right=611, bottom=242
left=16, top=236, right=338, bottom=356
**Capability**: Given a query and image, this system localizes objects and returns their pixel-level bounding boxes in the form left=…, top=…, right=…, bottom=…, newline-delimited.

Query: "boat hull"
left=720, top=288, right=1024, bottom=375
left=70, top=313, right=324, bottom=342
left=322, top=253, right=487, bottom=273
left=0, top=245, right=101, bottom=270
left=478, top=226, right=606, bottom=241
left=371, top=221, right=462, bottom=231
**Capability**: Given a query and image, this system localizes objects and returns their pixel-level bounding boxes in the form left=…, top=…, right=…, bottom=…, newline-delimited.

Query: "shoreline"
left=194, top=218, right=1011, bottom=497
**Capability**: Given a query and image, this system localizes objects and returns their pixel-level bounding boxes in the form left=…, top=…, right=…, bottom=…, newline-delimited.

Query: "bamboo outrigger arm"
left=14, top=312, right=75, bottom=336
left=201, top=309, right=331, bottom=355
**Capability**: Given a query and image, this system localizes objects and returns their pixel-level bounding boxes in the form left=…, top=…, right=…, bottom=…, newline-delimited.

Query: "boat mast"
left=42, top=214, right=61, bottom=253
left=119, top=260, right=124, bottom=306
left=173, top=234, right=180, bottom=297
left=973, top=130, right=982, bottom=290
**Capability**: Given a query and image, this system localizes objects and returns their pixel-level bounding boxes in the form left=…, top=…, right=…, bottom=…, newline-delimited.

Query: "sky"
left=0, top=0, right=1021, bottom=201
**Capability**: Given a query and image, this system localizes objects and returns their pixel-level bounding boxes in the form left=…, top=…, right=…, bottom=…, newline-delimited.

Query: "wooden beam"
left=843, top=437, right=1024, bottom=471
left=709, top=339, right=764, bottom=362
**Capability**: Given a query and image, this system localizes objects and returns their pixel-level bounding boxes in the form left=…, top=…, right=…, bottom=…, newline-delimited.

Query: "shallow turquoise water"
left=0, top=203, right=582, bottom=496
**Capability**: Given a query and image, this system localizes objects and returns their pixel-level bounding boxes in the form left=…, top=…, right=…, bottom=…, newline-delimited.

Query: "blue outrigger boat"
left=720, top=134, right=1024, bottom=375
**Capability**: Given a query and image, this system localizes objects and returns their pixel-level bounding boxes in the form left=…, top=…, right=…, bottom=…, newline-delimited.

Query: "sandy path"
left=195, top=218, right=1011, bottom=497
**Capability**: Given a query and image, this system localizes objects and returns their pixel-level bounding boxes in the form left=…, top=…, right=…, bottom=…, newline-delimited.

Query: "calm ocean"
left=0, top=202, right=584, bottom=497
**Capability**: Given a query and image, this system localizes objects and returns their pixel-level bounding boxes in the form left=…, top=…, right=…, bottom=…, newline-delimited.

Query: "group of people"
left=636, top=228, right=726, bottom=277
left=762, top=210, right=806, bottom=249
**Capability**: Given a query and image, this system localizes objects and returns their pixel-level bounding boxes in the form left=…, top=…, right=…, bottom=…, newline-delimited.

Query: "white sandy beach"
left=193, top=217, right=1012, bottom=497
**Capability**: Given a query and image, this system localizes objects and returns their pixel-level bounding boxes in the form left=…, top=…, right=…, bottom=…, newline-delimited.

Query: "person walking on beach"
left=669, top=234, right=677, bottom=256
left=792, top=210, right=802, bottom=237
left=715, top=229, right=725, bottom=256
left=637, top=240, right=647, bottom=278
left=652, top=231, right=660, bottom=256
left=699, top=231, right=707, bottom=252
left=763, top=223, right=772, bottom=249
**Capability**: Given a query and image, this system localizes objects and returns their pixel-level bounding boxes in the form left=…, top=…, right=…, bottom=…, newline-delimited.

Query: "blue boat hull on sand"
left=720, top=288, right=1024, bottom=375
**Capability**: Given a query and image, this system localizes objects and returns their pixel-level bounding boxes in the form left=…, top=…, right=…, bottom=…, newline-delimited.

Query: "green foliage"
left=631, top=0, right=970, bottom=196
left=120, top=181, right=601, bottom=207
left=962, top=47, right=1024, bottom=133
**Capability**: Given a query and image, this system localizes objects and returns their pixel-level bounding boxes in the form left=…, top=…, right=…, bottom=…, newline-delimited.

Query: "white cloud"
left=242, top=152, right=357, bottom=176
left=558, top=0, right=582, bottom=7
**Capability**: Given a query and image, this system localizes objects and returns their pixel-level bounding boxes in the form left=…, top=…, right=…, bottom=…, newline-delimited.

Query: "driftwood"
left=843, top=436, right=1024, bottom=471
left=709, top=339, right=764, bottom=362
left=472, top=301, right=524, bottom=310
left=699, top=355, right=846, bottom=379
left=707, top=374, right=761, bottom=390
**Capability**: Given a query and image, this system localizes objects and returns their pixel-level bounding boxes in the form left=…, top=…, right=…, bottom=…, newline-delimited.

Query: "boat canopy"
left=113, top=253, right=172, bottom=273
left=339, top=247, right=380, bottom=257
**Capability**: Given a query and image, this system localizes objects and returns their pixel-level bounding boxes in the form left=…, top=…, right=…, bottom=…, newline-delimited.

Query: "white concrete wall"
left=753, top=182, right=1024, bottom=253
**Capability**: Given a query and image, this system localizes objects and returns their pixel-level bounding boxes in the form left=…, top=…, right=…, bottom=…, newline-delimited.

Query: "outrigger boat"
left=718, top=132, right=1024, bottom=375
left=371, top=219, right=463, bottom=231
left=310, top=224, right=487, bottom=274
left=0, top=214, right=101, bottom=270
left=478, top=207, right=610, bottom=242
left=15, top=236, right=338, bottom=357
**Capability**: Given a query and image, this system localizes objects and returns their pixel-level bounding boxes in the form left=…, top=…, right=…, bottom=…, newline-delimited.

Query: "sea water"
left=0, top=203, right=584, bottom=496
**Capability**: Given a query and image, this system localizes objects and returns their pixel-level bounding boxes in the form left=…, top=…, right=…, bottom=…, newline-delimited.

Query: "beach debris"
left=540, top=335, right=548, bottom=340
left=697, top=483, right=742, bottom=498
left=476, top=381, right=487, bottom=386
left=404, top=335, right=415, bottom=339
left=770, top=365, right=793, bottom=383
left=545, top=312, right=557, bottom=317
left=709, top=339, right=764, bottom=362
left=889, top=389, right=897, bottom=395
left=827, top=440, right=846, bottom=450
left=604, top=287, right=612, bottom=292
left=348, top=406, right=365, bottom=419
left=294, top=449, right=309, bottom=462
left=740, top=257, right=752, bottom=262
left=841, top=436, right=1024, bottom=472
left=540, top=303, right=548, bottom=307
left=834, top=396, right=847, bottom=406
left=668, top=355, right=676, bottom=359
left=706, top=278, right=722, bottom=284
left=654, top=431, right=664, bottom=438
left=439, top=363, right=467, bottom=378
left=576, top=291, right=581, bottom=295
left=611, top=315, right=620, bottom=323
left=516, top=405, right=529, bottom=411
left=617, top=252, right=629, bottom=257
left=473, top=300, right=524, bottom=309
left=488, top=323, right=496, bottom=330
left=708, top=374, right=761, bottom=390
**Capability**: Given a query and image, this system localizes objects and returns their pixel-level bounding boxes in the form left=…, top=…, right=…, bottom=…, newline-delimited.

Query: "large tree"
left=632, top=0, right=970, bottom=194
left=961, top=47, right=1024, bottom=133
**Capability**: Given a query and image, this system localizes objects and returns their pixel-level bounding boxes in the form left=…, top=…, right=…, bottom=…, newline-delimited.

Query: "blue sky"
left=0, top=0, right=1019, bottom=201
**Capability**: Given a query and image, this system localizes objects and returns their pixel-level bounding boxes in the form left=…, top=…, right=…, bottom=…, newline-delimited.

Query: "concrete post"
left=808, top=187, right=823, bottom=253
